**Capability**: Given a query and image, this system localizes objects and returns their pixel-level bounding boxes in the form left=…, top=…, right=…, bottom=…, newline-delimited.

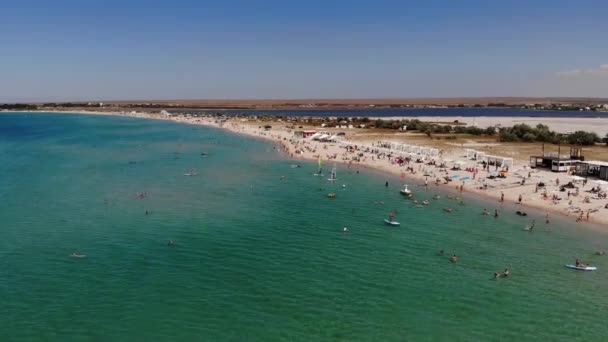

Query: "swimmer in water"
left=342, top=227, right=349, bottom=232
left=437, top=250, right=444, bottom=256
left=450, top=254, right=458, bottom=263
left=482, top=208, right=489, bottom=216
left=167, top=240, right=175, bottom=246
left=494, top=209, right=499, bottom=218
left=502, top=268, right=510, bottom=277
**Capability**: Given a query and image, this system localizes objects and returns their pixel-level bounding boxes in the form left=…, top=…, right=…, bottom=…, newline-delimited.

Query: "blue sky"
left=1, top=0, right=607, bottom=101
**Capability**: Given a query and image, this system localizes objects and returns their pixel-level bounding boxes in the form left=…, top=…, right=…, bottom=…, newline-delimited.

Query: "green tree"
left=567, top=131, right=599, bottom=145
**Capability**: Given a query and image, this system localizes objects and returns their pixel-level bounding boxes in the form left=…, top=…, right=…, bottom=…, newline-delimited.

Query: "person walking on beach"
left=518, top=194, right=522, bottom=204
left=500, top=192, right=504, bottom=202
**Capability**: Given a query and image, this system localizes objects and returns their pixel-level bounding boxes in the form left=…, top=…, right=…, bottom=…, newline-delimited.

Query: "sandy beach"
left=10, top=110, right=608, bottom=227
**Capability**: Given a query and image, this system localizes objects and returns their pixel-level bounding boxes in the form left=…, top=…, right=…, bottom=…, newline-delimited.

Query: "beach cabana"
left=452, top=161, right=465, bottom=170
left=465, top=149, right=477, bottom=159
left=569, top=175, right=585, bottom=182
left=501, top=157, right=513, bottom=169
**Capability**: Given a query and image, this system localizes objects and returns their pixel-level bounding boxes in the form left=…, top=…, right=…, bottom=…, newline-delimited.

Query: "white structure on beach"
left=379, top=141, right=439, bottom=157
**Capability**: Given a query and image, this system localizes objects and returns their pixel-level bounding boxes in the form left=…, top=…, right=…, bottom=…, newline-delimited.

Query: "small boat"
left=565, top=265, right=596, bottom=271
left=328, top=164, right=337, bottom=182
left=400, top=184, right=412, bottom=196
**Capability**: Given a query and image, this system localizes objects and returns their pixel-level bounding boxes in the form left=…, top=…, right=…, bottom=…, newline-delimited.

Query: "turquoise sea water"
left=1, top=112, right=608, bottom=341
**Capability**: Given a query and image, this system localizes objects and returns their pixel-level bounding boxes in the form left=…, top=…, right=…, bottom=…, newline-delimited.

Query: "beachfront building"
left=378, top=141, right=439, bottom=158
left=529, top=148, right=584, bottom=172
left=575, top=161, right=608, bottom=181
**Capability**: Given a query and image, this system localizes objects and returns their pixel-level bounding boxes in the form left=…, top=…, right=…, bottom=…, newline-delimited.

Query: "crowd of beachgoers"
left=194, top=116, right=608, bottom=227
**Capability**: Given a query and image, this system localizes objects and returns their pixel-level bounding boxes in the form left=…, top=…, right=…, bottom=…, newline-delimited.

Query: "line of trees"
left=0, top=103, right=38, bottom=110
left=370, top=118, right=496, bottom=135
left=498, top=124, right=600, bottom=145
left=368, top=119, right=603, bottom=146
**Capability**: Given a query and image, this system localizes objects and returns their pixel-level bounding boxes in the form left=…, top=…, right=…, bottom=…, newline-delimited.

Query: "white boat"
left=565, top=264, right=597, bottom=271
left=400, top=184, right=412, bottom=196
left=328, top=164, right=337, bottom=181
left=384, top=219, right=400, bottom=226
left=313, top=157, right=323, bottom=176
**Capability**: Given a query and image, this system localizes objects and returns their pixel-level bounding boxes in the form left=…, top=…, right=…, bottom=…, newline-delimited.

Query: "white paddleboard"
left=384, top=219, right=400, bottom=226
left=565, top=265, right=596, bottom=271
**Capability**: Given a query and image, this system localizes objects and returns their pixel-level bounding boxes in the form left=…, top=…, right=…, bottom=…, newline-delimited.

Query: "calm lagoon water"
left=1, top=112, right=607, bottom=341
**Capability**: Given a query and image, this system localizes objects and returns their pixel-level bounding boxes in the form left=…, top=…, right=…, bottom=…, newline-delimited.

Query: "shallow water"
left=1, top=112, right=607, bottom=341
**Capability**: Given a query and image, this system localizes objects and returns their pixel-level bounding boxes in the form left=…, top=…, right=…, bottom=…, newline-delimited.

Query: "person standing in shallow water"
left=500, top=192, right=504, bottom=202
left=385, top=181, right=389, bottom=187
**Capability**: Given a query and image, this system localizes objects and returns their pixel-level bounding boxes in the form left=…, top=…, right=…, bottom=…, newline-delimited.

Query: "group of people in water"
left=437, top=250, right=458, bottom=263
left=494, top=268, right=510, bottom=279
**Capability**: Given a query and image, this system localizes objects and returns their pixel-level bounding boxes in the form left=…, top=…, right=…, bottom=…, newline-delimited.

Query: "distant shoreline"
left=6, top=109, right=608, bottom=136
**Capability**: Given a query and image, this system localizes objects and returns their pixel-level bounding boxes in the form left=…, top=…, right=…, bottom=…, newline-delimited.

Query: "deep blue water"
left=174, top=107, right=608, bottom=118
